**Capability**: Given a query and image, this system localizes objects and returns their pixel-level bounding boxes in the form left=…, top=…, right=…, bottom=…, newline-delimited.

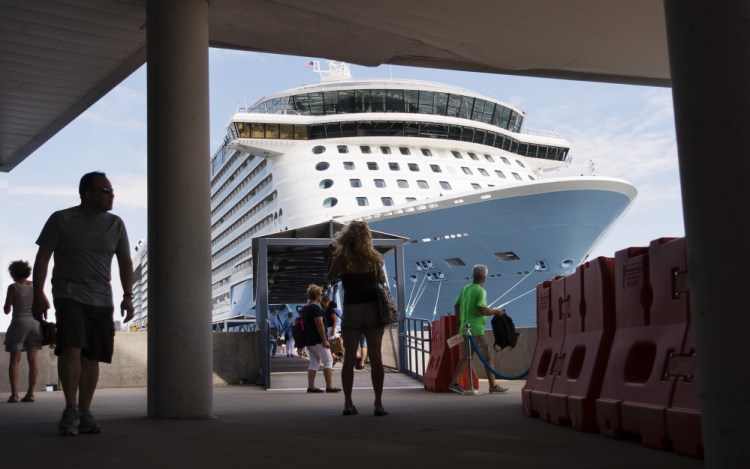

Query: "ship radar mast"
left=306, top=60, right=352, bottom=81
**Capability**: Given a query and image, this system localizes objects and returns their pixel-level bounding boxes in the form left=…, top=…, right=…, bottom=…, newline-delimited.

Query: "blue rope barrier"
left=468, top=335, right=529, bottom=380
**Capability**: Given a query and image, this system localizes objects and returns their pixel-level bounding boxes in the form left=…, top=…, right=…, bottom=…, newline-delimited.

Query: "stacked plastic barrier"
left=521, top=237, right=702, bottom=458
left=424, top=314, right=477, bottom=392
left=547, top=257, right=616, bottom=431
left=595, top=237, right=702, bottom=457
left=522, top=275, right=566, bottom=420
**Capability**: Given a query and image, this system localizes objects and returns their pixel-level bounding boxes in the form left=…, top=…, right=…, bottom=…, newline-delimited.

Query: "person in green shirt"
left=449, top=264, right=509, bottom=394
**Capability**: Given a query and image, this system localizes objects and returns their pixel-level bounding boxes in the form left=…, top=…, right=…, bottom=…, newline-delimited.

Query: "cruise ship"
left=209, top=62, right=636, bottom=328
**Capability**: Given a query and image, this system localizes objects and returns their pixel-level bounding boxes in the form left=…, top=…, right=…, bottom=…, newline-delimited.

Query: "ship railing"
left=400, top=317, right=432, bottom=381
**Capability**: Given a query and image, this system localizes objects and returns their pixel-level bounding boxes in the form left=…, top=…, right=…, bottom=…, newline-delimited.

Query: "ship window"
left=315, top=162, right=330, bottom=171
left=397, top=179, right=409, bottom=188
left=360, top=146, right=372, bottom=154
left=512, top=172, right=523, bottom=181
left=484, top=154, right=495, bottom=162
left=381, top=146, right=392, bottom=154
left=439, top=181, right=452, bottom=190
left=374, top=179, right=386, bottom=188
left=293, top=126, right=308, bottom=140
left=529, top=175, right=536, bottom=180
left=471, top=183, right=481, bottom=190
left=468, top=152, right=479, bottom=160
left=356, top=197, right=369, bottom=206
left=406, top=197, right=417, bottom=202
left=516, top=159, right=526, bottom=168
left=381, top=197, right=394, bottom=206
left=408, top=163, right=420, bottom=172
left=430, top=164, right=442, bottom=173
left=319, top=179, right=334, bottom=189
left=265, top=124, right=279, bottom=139
left=461, top=167, right=473, bottom=175
left=444, top=258, right=466, bottom=267
left=495, top=251, right=520, bottom=262
left=367, top=162, right=379, bottom=170
left=501, top=156, right=510, bottom=165
left=313, top=145, right=326, bottom=154
left=350, top=179, right=362, bottom=188
left=495, top=170, right=506, bottom=178
left=399, top=147, right=411, bottom=155
left=388, top=162, right=400, bottom=171
left=451, top=151, right=463, bottom=159
left=417, top=180, right=429, bottom=189
left=344, top=161, right=355, bottom=170
left=323, top=197, right=338, bottom=208
left=478, top=168, right=489, bottom=176
left=336, top=145, right=348, bottom=154
left=421, top=148, right=433, bottom=156
left=279, top=124, right=294, bottom=139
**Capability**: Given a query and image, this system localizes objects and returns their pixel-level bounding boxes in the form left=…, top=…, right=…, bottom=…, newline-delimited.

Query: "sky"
left=0, top=50, right=684, bottom=332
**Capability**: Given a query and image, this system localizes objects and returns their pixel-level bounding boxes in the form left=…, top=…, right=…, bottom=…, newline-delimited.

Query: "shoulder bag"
left=375, top=264, right=400, bottom=325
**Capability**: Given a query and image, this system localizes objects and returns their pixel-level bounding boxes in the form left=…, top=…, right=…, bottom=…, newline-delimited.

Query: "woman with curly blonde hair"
left=326, top=221, right=389, bottom=416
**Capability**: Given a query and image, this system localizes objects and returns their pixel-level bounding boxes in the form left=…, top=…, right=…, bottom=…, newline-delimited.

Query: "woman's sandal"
left=342, top=406, right=358, bottom=416
left=21, top=394, right=34, bottom=402
left=7, top=395, right=19, bottom=403
left=374, top=409, right=389, bottom=417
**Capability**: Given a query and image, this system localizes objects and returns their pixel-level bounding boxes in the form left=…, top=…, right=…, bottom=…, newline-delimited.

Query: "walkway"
left=0, top=368, right=703, bottom=468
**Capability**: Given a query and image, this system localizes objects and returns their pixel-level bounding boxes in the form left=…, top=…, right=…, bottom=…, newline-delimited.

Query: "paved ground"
left=0, top=365, right=703, bottom=468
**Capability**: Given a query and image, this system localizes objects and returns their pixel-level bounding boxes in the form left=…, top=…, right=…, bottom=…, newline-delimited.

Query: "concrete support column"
left=664, top=1, right=750, bottom=465
left=146, top=0, right=212, bottom=418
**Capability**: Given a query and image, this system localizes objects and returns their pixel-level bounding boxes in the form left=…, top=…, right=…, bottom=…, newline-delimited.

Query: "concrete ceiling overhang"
left=0, top=0, right=670, bottom=172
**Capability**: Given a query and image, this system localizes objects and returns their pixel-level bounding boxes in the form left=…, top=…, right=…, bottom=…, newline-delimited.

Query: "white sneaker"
left=448, top=383, right=464, bottom=395
left=58, top=407, right=78, bottom=436
left=490, top=384, right=510, bottom=394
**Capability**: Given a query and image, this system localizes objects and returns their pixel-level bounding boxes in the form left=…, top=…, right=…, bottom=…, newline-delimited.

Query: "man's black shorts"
left=54, top=298, right=115, bottom=363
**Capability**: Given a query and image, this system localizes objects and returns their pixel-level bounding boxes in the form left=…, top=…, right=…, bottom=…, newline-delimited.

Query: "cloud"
left=79, top=84, right=147, bottom=132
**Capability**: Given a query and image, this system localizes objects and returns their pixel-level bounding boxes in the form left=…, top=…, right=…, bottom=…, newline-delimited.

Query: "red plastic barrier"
left=522, top=276, right=566, bottom=420
left=596, top=238, right=692, bottom=450
left=665, top=319, right=702, bottom=457
left=423, top=315, right=477, bottom=392
left=547, top=257, right=616, bottom=431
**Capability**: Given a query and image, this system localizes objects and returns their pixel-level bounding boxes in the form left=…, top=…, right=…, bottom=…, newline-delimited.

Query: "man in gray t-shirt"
left=32, top=171, right=134, bottom=436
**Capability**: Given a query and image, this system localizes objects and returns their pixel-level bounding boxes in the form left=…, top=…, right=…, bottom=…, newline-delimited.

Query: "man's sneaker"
left=78, top=410, right=102, bottom=434
left=58, top=407, right=78, bottom=436
left=490, top=384, right=510, bottom=394
left=448, top=383, right=465, bottom=395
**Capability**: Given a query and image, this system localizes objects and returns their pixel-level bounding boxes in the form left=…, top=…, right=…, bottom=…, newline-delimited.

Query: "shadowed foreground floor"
left=0, top=370, right=703, bottom=468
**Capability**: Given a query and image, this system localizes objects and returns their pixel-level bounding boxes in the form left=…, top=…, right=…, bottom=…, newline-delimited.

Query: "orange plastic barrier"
left=522, top=276, right=566, bottom=420
left=547, top=257, right=616, bottom=431
left=596, top=238, right=695, bottom=450
left=424, top=315, right=478, bottom=392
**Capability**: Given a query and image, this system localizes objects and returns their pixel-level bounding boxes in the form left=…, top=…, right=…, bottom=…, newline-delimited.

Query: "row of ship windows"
left=228, top=121, right=569, bottom=162
left=320, top=172, right=529, bottom=192
left=313, top=144, right=526, bottom=168
left=247, top=88, right=524, bottom=133
left=315, top=160, right=533, bottom=181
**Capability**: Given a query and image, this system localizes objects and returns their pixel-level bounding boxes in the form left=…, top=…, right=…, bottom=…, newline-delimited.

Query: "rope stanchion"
left=468, top=335, right=529, bottom=380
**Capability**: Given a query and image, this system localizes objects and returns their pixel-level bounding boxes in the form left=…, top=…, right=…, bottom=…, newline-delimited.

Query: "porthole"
left=315, top=162, right=330, bottom=171
left=323, top=197, right=338, bottom=208
left=319, top=179, right=334, bottom=189
left=516, top=159, right=526, bottom=168
left=313, top=146, right=326, bottom=154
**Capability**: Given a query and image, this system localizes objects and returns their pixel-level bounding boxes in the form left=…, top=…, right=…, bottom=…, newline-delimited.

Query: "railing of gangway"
left=400, top=318, right=432, bottom=381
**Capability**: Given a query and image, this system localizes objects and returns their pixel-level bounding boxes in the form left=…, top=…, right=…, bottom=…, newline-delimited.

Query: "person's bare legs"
left=323, top=367, right=334, bottom=389
left=78, top=356, right=99, bottom=412
left=58, top=347, right=81, bottom=408
left=363, top=327, right=385, bottom=413
left=8, top=351, right=21, bottom=399
left=25, top=347, right=39, bottom=398
left=450, top=357, right=470, bottom=387
left=341, top=328, right=360, bottom=411
left=307, top=369, right=317, bottom=389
